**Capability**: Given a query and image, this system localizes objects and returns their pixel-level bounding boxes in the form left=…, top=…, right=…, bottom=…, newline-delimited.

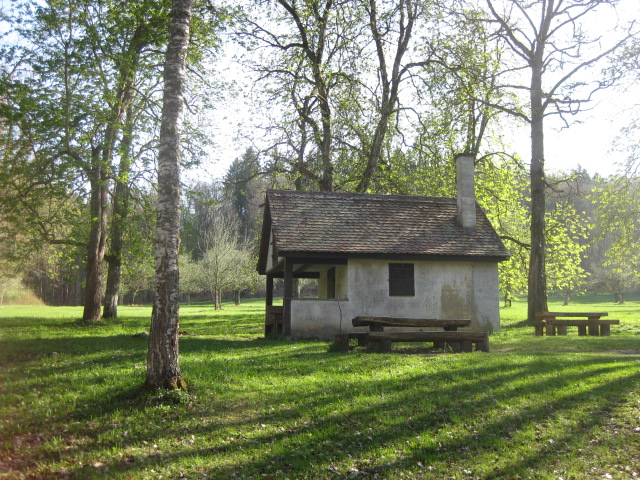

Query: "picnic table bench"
left=530, top=312, right=619, bottom=337
left=335, top=316, right=489, bottom=353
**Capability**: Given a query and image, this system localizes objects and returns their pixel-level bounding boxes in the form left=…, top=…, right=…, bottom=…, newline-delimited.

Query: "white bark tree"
left=145, top=0, right=192, bottom=391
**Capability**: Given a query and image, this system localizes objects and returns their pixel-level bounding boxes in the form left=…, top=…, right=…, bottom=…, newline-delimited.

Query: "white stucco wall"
left=472, top=262, right=501, bottom=331
left=289, top=258, right=501, bottom=339
left=290, top=299, right=350, bottom=338
left=348, top=259, right=500, bottom=332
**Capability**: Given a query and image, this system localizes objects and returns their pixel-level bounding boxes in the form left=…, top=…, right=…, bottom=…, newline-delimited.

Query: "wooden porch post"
left=264, top=274, right=274, bottom=337
left=283, top=258, right=293, bottom=336
left=266, top=275, right=274, bottom=306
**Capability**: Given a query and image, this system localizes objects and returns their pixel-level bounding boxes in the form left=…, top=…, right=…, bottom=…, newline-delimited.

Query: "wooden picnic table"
left=531, top=312, right=619, bottom=337
left=352, top=316, right=471, bottom=331
left=335, top=316, right=489, bottom=352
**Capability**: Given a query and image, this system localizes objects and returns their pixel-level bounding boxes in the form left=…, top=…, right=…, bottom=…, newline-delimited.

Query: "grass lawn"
left=1, top=294, right=639, bottom=479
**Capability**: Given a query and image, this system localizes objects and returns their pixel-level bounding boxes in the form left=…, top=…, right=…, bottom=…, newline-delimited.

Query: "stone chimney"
left=456, top=153, right=476, bottom=230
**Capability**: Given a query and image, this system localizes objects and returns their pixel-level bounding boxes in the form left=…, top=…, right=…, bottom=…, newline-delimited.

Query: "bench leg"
left=477, top=333, right=490, bottom=352
left=334, top=334, right=350, bottom=352
left=378, top=340, right=392, bottom=353
left=534, top=325, right=544, bottom=336
left=557, top=325, right=567, bottom=336
left=545, top=324, right=555, bottom=336
left=357, top=335, right=369, bottom=347
left=588, top=323, right=599, bottom=336
left=461, top=340, right=473, bottom=352
left=599, top=324, right=611, bottom=336
left=578, top=325, right=587, bottom=336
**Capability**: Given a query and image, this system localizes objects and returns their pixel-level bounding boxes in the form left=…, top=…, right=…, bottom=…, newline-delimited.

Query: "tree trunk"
left=82, top=148, right=108, bottom=322
left=234, top=289, right=240, bottom=306
left=317, top=80, right=333, bottom=192
left=215, top=289, right=222, bottom=310
left=527, top=55, right=548, bottom=322
left=103, top=111, right=136, bottom=319
left=103, top=26, right=147, bottom=319
left=145, top=0, right=192, bottom=391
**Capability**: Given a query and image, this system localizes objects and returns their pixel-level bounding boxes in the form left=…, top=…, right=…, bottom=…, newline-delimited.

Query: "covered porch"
left=264, top=256, right=348, bottom=337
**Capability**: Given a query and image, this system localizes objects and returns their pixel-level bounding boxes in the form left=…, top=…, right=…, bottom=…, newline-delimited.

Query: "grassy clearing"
left=1, top=295, right=639, bottom=480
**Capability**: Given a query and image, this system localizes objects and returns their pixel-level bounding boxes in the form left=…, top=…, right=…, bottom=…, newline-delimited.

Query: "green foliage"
left=179, top=255, right=203, bottom=303
left=0, top=0, right=226, bottom=309
left=545, top=202, right=590, bottom=299
left=223, top=147, right=262, bottom=241
left=592, top=175, right=640, bottom=298
left=476, top=157, right=530, bottom=304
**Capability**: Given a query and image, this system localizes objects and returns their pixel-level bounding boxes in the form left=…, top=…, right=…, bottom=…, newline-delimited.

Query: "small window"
left=389, top=263, right=414, bottom=296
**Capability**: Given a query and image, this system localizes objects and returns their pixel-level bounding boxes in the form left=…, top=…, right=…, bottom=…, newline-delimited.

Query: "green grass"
left=1, top=294, right=639, bottom=479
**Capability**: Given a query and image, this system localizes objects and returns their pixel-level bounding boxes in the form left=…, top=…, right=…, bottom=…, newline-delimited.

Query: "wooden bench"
left=367, top=330, right=489, bottom=353
left=335, top=316, right=489, bottom=353
left=530, top=312, right=619, bottom=337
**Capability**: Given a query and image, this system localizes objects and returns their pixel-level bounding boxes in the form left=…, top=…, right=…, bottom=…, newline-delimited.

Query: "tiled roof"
left=264, top=190, right=509, bottom=260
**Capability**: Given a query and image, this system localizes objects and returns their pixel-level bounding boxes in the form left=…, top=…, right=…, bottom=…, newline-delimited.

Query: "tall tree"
left=145, top=0, right=192, bottom=391
left=485, top=0, right=635, bottom=320
left=102, top=4, right=170, bottom=318
left=355, top=0, right=421, bottom=192
left=239, top=0, right=366, bottom=191
left=1, top=0, right=169, bottom=321
left=224, top=147, right=261, bottom=241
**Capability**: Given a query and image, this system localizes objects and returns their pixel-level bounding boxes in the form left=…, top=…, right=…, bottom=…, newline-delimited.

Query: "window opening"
left=389, top=263, right=414, bottom=296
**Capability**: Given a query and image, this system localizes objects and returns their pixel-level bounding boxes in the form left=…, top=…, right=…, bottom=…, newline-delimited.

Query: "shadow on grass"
left=85, top=352, right=640, bottom=479
left=3, top=327, right=640, bottom=479
left=0, top=333, right=271, bottom=360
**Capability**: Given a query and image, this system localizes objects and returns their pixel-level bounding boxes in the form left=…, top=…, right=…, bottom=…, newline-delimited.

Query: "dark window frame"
left=389, top=263, right=415, bottom=296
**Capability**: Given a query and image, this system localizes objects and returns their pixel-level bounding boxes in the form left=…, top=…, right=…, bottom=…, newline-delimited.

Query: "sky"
left=511, top=90, right=634, bottom=178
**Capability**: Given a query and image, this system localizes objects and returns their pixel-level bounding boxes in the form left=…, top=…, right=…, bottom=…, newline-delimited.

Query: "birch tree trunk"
left=145, top=0, right=192, bottom=391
